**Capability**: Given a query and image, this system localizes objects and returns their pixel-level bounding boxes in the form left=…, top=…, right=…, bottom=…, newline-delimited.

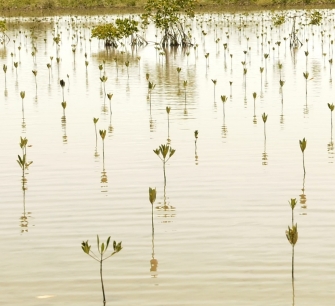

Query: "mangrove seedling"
left=148, top=81, right=156, bottom=111
left=149, top=187, right=158, bottom=274
left=93, top=117, right=99, bottom=147
left=149, top=187, right=156, bottom=233
left=81, top=236, right=122, bottom=305
left=47, top=63, right=51, bottom=83
left=176, top=67, right=181, bottom=81
left=60, top=79, right=65, bottom=102
left=153, top=144, right=176, bottom=185
left=299, top=138, right=307, bottom=174
left=32, top=70, right=37, bottom=89
left=286, top=223, right=298, bottom=280
left=303, top=72, right=309, bottom=95
left=61, top=101, right=67, bottom=116
left=260, top=67, right=264, bottom=89
left=328, top=103, right=334, bottom=128
left=17, top=154, right=33, bottom=177
left=100, top=129, right=106, bottom=158
left=194, top=130, right=198, bottom=145
left=14, top=62, right=18, bottom=76
left=107, top=93, right=113, bottom=116
left=125, top=61, right=129, bottom=78
left=19, top=136, right=28, bottom=157
left=211, top=79, right=217, bottom=101
left=3, top=64, right=7, bottom=86
left=20, top=91, right=25, bottom=117
left=221, top=95, right=228, bottom=119
left=100, top=75, right=108, bottom=98
left=262, top=113, right=268, bottom=140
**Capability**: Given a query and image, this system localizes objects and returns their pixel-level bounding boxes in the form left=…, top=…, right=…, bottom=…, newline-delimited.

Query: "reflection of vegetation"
left=81, top=236, right=122, bottom=306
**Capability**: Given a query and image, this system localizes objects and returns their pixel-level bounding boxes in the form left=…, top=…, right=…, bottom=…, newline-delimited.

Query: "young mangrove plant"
left=286, top=209, right=298, bottom=281
left=299, top=138, right=307, bottom=174
left=328, top=103, right=334, bottom=129
left=20, top=91, right=25, bottom=118
left=61, top=101, right=66, bottom=116
left=100, top=129, right=106, bottom=158
left=81, top=236, right=122, bottom=305
left=279, top=79, right=285, bottom=102
left=100, top=75, right=108, bottom=99
left=211, top=79, right=217, bottom=101
left=253, top=92, right=257, bottom=124
left=221, top=95, right=228, bottom=120
left=3, top=64, right=7, bottom=86
left=149, top=187, right=156, bottom=234
left=262, top=113, right=268, bottom=140
left=107, top=93, right=113, bottom=116
left=148, top=187, right=158, bottom=275
left=153, top=144, right=176, bottom=185
left=17, top=154, right=33, bottom=178
left=303, top=72, right=309, bottom=96
left=93, top=117, right=99, bottom=148
left=176, top=67, right=181, bottom=81
left=125, top=61, right=129, bottom=78
left=148, top=81, right=156, bottom=112
left=32, top=70, right=37, bottom=90
left=60, top=79, right=65, bottom=102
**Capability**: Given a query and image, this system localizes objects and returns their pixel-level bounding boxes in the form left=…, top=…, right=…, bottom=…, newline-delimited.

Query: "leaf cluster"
left=153, top=144, right=176, bottom=162
left=82, top=236, right=122, bottom=261
left=309, top=11, right=322, bottom=26
left=143, top=0, right=196, bottom=31
left=91, top=18, right=139, bottom=44
left=272, top=14, right=286, bottom=27
left=0, top=20, right=6, bottom=33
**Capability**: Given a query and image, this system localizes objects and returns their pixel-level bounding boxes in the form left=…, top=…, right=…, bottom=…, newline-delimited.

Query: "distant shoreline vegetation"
left=1, top=0, right=335, bottom=15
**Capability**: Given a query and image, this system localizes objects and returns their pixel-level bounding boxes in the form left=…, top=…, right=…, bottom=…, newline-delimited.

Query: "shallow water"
left=1, top=10, right=335, bottom=305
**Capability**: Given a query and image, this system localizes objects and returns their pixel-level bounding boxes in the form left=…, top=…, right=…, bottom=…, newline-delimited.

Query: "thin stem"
left=163, top=161, right=166, bottom=186
left=100, top=256, right=106, bottom=305
left=302, top=152, right=306, bottom=174
left=292, top=245, right=295, bottom=280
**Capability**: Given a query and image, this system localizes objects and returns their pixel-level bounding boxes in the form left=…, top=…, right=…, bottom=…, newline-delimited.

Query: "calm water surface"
left=0, top=10, right=335, bottom=305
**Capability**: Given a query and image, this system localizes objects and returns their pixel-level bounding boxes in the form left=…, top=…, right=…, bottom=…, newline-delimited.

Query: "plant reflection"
left=156, top=182, right=175, bottom=221
left=20, top=182, right=32, bottom=234
left=61, top=115, right=67, bottom=144
left=300, top=173, right=307, bottom=210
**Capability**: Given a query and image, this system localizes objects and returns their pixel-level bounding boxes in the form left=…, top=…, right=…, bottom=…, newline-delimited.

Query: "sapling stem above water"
left=81, top=236, right=122, bottom=305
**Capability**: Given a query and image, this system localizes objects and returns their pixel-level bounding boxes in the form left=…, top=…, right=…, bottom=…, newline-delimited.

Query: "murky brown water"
left=1, top=10, right=335, bottom=305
